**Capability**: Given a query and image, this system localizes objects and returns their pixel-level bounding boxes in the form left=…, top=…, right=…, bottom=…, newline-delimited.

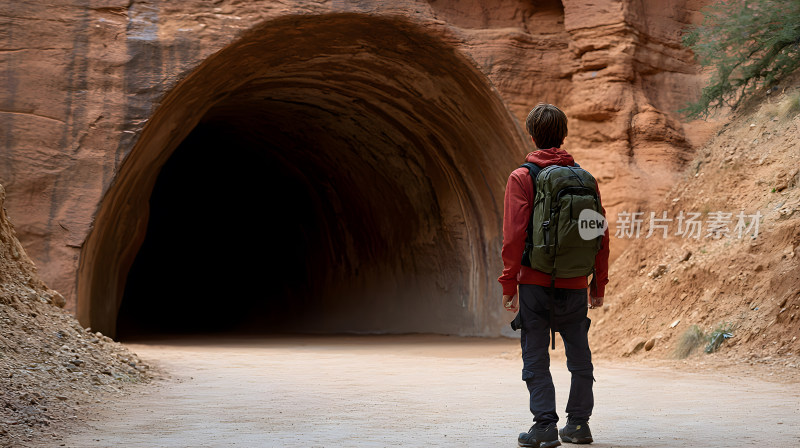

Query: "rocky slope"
left=591, top=78, right=800, bottom=374
left=0, top=184, right=151, bottom=447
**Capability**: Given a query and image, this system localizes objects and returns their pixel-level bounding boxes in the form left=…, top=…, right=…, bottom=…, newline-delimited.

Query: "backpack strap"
left=519, top=163, right=541, bottom=263
left=520, top=162, right=542, bottom=197
left=520, top=162, right=542, bottom=177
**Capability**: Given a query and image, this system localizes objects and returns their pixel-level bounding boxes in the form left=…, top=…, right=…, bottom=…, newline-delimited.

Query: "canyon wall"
left=0, top=0, right=712, bottom=336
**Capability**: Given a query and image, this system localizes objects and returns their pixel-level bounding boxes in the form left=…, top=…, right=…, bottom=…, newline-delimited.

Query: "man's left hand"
left=503, top=294, right=519, bottom=313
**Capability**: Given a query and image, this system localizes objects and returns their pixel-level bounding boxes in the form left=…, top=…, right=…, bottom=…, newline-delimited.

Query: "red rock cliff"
left=0, top=0, right=712, bottom=336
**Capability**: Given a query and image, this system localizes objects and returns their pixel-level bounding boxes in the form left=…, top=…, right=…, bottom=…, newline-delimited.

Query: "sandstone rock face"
left=0, top=0, right=713, bottom=337
left=0, top=185, right=57, bottom=306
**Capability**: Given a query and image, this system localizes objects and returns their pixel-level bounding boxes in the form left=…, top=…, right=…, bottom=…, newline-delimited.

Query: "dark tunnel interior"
left=116, top=122, right=321, bottom=337
left=116, top=95, right=454, bottom=339
left=80, top=14, right=525, bottom=339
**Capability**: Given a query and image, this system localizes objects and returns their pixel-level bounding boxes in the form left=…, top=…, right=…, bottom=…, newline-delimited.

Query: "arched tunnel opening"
left=115, top=110, right=452, bottom=337
left=116, top=122, right=323, bottom=336
left=79, top=14, right=528, bottom=339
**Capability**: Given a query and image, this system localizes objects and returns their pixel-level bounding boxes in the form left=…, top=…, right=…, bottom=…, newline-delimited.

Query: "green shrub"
left=705, top=322, right=735, bottom=353
left=674, top=325, right=706, bottom=358
left=681, top=0, right=800, bottom=119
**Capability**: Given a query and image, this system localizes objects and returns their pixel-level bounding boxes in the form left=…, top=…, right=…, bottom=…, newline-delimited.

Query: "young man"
left=499, top=103, right=610, bottom=447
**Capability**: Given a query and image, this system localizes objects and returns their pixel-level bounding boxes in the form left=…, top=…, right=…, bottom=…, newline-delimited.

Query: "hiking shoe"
left=518, top=422, right=561, bottom=447
left=559, top=419, right=593, bottom=444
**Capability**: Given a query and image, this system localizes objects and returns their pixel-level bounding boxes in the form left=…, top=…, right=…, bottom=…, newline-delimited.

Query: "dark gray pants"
left=519, top=284, right=593, bottom=425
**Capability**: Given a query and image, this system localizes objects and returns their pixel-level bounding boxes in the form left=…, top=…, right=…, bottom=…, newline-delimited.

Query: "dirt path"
left=53, top=335, right=799, bottom=447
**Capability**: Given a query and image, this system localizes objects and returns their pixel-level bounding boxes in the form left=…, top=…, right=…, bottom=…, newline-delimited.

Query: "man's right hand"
left=503, top=294, right=518, bottom=313
left=589, top=293, right=603, bottom=309
left=589, top=277, right=603, bottom=309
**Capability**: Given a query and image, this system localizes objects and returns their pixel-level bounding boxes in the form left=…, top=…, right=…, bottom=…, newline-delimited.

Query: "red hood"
left=525, top=147, right=575, bottom=167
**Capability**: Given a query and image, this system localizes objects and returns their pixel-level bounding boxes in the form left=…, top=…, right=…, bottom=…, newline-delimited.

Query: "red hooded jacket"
left=498, top=148, right=610, bottom=297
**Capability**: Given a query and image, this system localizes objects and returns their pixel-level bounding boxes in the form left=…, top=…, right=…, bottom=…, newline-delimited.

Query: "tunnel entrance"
left=115, top=122, right=320, bottom=337
left=79, top=13, right=527, bottom=339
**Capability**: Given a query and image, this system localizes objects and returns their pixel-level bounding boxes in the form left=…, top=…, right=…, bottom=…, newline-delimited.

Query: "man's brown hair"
left=525, top=103, right=568, bottom=149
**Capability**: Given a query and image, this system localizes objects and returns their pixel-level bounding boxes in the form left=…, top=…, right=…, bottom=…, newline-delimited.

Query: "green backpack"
left=520, top=162, right=604, bottom=281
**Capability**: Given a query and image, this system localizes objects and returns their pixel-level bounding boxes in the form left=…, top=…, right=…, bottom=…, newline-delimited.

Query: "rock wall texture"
left=0, top=0, right=712, bottom=336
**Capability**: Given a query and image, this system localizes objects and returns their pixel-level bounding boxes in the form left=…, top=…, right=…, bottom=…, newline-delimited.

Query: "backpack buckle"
left=542, top=220, right=550, bottom=253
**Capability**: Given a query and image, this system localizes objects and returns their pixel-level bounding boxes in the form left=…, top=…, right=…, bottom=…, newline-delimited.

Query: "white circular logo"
left=578, top=209, right=608, bottom=240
